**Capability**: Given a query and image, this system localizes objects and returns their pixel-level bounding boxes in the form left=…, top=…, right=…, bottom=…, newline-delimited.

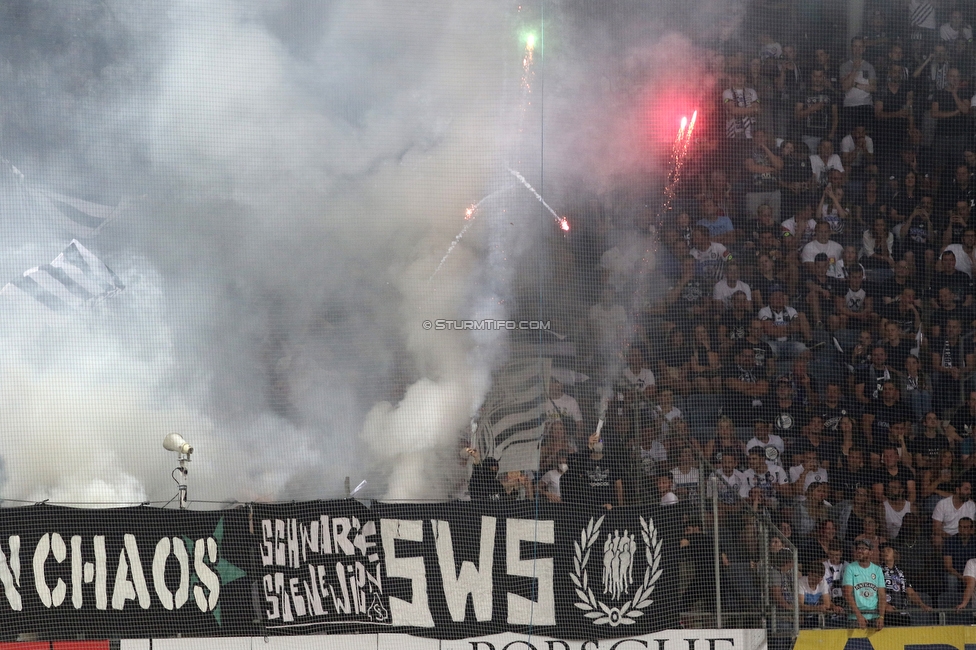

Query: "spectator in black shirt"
left=901, top=200, right=937, bottom=275
left=877, top=259, right=915, bottom=307
left=770, top=375, right=807, bottom=444
left=939, top=163, right=976, bottom=220
left=931, top=68, right=970, bottom=170
left=874, top=67, right=913, bottom=165
left=855, top=346, right=895, bottom=407
left=724, top=345, right=770, bottom=427
left=805, top=252, right=839, bottom=329
left=718, top=291, right=753, bottom=354
left=468, top=454, right=506, bottom=501
left=932, top=318, right=976, bottom=414
left=563, top=432, right=624, bottom=510
left=881, top=321, right=913, bottom=373
left=910, top=411, right=952, bottom=470
left=930, top=286, right=974, bottom=339
left=833, top=447, right=874, bottom=503
left=928, top=250, right=973, bottom=309
left=873, top=445, right=917, bottom=504
left=946, top=391, right=976, bottom=460
left=743, top=319, right=777, bottom=379
left=862, top=382, right=912, bottom=457
left=820, top=382, right=853, bottom=436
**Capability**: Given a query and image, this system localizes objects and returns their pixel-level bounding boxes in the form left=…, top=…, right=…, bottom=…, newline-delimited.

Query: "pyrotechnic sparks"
left=429, top=186, right=517, bottom=281
left=661, top=110, right=698, bottom=215
left=507, top=168, right=569, bottom=232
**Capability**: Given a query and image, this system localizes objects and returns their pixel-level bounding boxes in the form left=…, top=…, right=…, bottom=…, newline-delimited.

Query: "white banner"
left=123, top=629, right=767, bottom=650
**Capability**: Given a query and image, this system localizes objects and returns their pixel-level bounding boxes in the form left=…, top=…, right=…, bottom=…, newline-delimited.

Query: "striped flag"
left=473, top=357, right=551, bottom=472
left=0, top=240, right=125, bottom=311
left=26, top=188, right=127, bottom=238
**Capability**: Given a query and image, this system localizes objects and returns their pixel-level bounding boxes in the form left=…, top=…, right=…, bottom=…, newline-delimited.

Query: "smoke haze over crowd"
left=0, top=0, right=717, bottom=505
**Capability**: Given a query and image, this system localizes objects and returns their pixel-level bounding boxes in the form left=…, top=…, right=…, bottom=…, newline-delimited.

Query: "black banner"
left=0, top=505, right=252, bottom=639
left=0, top=501, right=685, bottom=641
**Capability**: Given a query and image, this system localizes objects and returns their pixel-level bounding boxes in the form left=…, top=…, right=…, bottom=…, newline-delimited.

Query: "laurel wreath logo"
left=570, top=514, right=663, bottom=626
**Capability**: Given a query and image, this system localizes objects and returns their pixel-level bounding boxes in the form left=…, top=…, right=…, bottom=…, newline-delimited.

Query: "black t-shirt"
left=752, top=274, right=782, bottom=306
left=745, top=338, right=775, bottom=375
left=806, top=273, right=840, bottom=300
left=750, top=146, right=781, bottom=192
left=908, top=432, right=950, bottom=462
left=719, top=310, right=751, bottom=343
left=880, top=301, right=919, bottom=337
left=724, top=363, right=765, bottom=423
left=878, top=277, right=911, bottom=303
left=769, top=401, right=807, bottom=441
left=876, top=85, right=911, bottom=135
left=832, top=462, right=874, bottom=501
left=469, top=464, right=506, bottom=501
left=888, top=190, right=920, bottom=221
left=565, top=453, right=621, bottom=508
left=933, top=89, right=969, bottom=139
left=798, top=88, right=840, bottom=134
left=932, top=305, right=975, bottom=334
left=855, top=364, right=893, bottom=402
left=939, top=181, right=976, bottom=218
left=869, top=400, right=912, bottom=452
left=820, top=400, right=853, bottom=435
left=663, top=343, right=693, bottom=369
left=872, top=464, right=916, bottom=490
left=934, top=336, right=975, bottom=372
left=950, top=409, right=976, bottom=439
left=928, top=272, right=974, bottom=303
left=882, top=340, right=913, bottom=373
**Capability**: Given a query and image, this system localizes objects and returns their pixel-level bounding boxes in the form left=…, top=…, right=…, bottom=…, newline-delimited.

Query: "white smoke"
left=0, top=0, right=722, bottom=505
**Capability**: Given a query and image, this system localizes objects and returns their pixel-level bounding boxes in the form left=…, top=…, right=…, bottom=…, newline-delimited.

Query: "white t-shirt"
left=801, top=240, right=845, bottom=278
left=841, top=133, right=875, bottom=154
left=782, top=217, right=818, bottom=249
left=824, top=560, right=848, bottom=600
left=709, top=468, right=751, bottom=501
left=713, top=279, right=753, bottom=306
left=941, top=22, right=973, bottom=41
left=743, top=464, right=791, bottom=493
left=546, top=393, right=583, bottom=423
left=622, top=367, right=656, bottom=393
left=691, top=242, right=731, bottom=281
left=838, top=60, right=876, bottom=107
left=539, top=469, right=564, bottom=499
left=757, top=306, right=800, bottom=341
left=883, top=499, right=913, bottom=538
left=722, top=87, right=760, bottom=139
left=810, top=154, right=845, bottom=183
left=933, top=496, right=976, bottom=535
left=964, top=557, right=976, bottom=579
left=798, top=575, right=830, bottom=606
left=789, top=466, right=829, bottom=492
left=747, top=434, right=786, bottom=462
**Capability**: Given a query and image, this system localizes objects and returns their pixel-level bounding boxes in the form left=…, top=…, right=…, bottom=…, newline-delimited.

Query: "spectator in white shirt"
left=713, top=262, right=753, bottom=309
left=933, top=480, right=976, bottom=551
left=802, top=222, right=845, bottom=278
left=941, top=10, right=973, bottom=42
left=810, top=139, right=845, bottom=186
left=545, top=377, right=583, bottom=443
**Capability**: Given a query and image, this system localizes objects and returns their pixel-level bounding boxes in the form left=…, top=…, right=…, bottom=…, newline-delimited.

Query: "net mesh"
left=0, top=0, right=971, bottom=646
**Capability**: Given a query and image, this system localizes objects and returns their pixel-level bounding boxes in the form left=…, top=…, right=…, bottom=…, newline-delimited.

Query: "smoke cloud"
left=0, top=0, right=717, bottom=505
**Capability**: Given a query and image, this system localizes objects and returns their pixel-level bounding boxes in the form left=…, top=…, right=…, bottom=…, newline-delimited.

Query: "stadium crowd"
left=463, top=0, right=976, bottom=629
